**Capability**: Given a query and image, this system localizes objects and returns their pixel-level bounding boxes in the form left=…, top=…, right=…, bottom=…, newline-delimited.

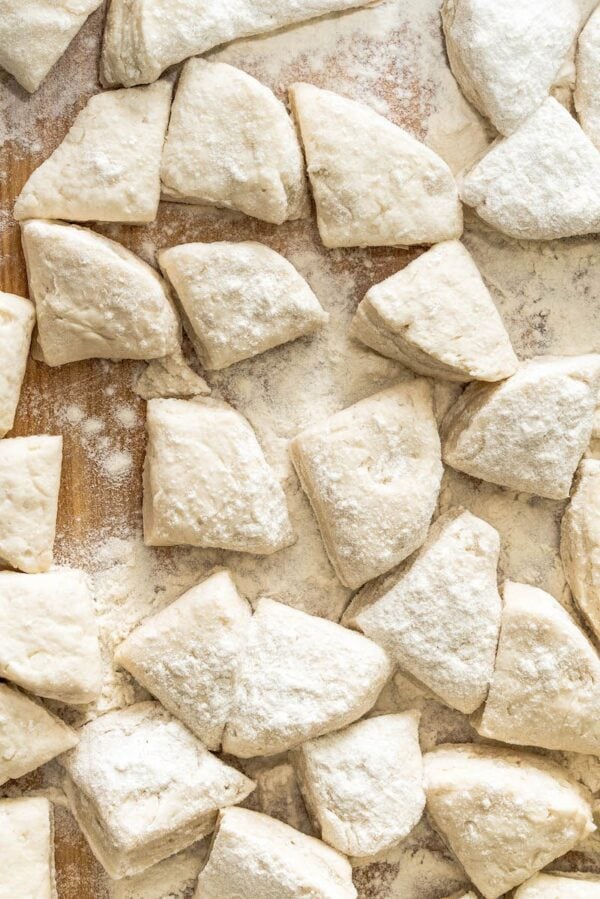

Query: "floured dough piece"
left=194, top=807, right=356, bottom=899
left=0, top=292, right=35, bottom=437
left=22, top=220, right=180, bottom=366
left=349, top=241, right=517, bottom=382
left=291, top=381, right=443, bottom=590
left=442, top=355, right=600, bottom=500
left=115, top=569, right=251, bottom=750
left=143, top=398, right=293, bottom=553
left=0, top=435, right=62, bottom=573
left=159, top=242, right=328, bottom=370
left=348, top=509, right=502, bottom=714
left=222, top=598, right=391, bottom=758
left=161, top=60, right=309, bottom=225
left=59, top=701, right=254, bottom=879
left=0, top=568, right=102, bottom=704
left=134, top=350, right=211, bottom=401
left=461, top=98, right=600, bottom=240
left=0, top=683, right=78, bottom=785
left=293, top=712, right=424, bottom=858
left=289, top=83, right=463, bottom=248
left=515, top=872, right=600, bottom=897
left=575, top=6, right=600, bottom=150
left=0, top=0, right=103, bottom=93
left=561, top=460, right=600, bottom=639
left=424, top=744, right=595, bottom=899
left=14, top=82, right=172, bottom=223
left=0, top=797, right=56, bottom=899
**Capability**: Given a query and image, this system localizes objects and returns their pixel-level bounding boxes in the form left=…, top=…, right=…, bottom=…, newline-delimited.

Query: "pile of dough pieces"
left=3, top=1, right=600, bottom=898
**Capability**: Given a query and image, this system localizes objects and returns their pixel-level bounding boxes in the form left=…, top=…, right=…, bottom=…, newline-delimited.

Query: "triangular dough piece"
left=134, top=346, right=211, bottom=400
left=0, top=798, right=56, bottom=899
left=347, top=509, right=502, bottom=714
left=0, top=0, right=103, bottom=93
left=22, top=220, right=180, bottom=366
left=561, top=460, right=600, bottom=639
left=442, top=355, right=600, bottom=499
left=515, top=873, right=600, bottom=898
left=461, top=98, right=600, bottom=240
left=289, top=83, right=463, bottom=248
left=475, top=581, right=600, bottom=754
left=424, top=744, right=595, bottom=899
left=349, top=241, right=518, bottom=382
left=222, top=598, right=391, bottom=758
left=575, top=6, right=600, bottom=150
left=161, top=60, right=309, bottom=225
left=0, top=292, right=35, bottom=438
left=14, top=82, right=172, bottom=223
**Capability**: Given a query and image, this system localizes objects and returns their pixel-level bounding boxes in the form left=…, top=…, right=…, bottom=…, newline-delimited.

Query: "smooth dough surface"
left=143, top=397, right=293, bottom=553
left=561, top=459, right=600, bottom=640
left=291, top=380, right=443, bottom=589
left=575, top=6, right=600, bottom=150
left=59, top=702, right=254, bottom=879
left=442, top=355, right=600, bottom=500
left=194, top=807, right=357, bottom=899
left=424, top=744, right=595, bottom=899
left=289, top=83, right=463, bottom=248
left=22, top=220, right=180, bottom=366
left=350, top=241, right=517, bottom=382
left=515, top=872, right=600, bottom=897
left=0, top=292, right=35, bottom=437
left=222, top=598, right=391, bottom=758
left=14, top=82, right=172, bottom=223
left=161, top=60, right=309, bottom=225
left=0, top=797, right=55, bottom=899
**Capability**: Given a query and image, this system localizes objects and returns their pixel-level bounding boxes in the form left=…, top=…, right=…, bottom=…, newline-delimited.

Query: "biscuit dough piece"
left=0, top=435, right=62, bottom=573
left=293, top=712, right=425, bottom=858
left=0, top=292, right=35, bottom=437
left=222, top=598, right=391, bottom=758
left=0, top=568, right=102, bottom=704
left=515, top=873, right=600, bottom=897
left=115, top=570, right=251, bottom=749
left=194, top=807, right=357, bottom=899
left=161, top=60, right=309, bottom=225
left=0, top=0, right=103, bottom=93
left=561, top=460, right=600, bottom=639
left=575, top=6, right=600, bottom=150
left=0, top=797, right=56, bottom=899
left=143, top=398, right=293, bottom=553
left=348, top=509, right=502, bottom=714
left=14, top=82, right=172, bottom=223
left=59, top=702, right=255, bottom=879
left=291, top=380, right=443, bottom=589
left=424, top=744, right=595, bottom=899
left=442, top=355, right=600, bottom=500
left=134, top=349, right=211, bottom=401
left=349, top=241, right=518, bottom=382
left=159, top=241, right=328, bottom=370
left=461, top=98, right=600, bottom=240
left=289, top=83, right=463, bottom=248
left=22, top=221, right=180, bottom=366
left=0, top=683, right=78, bottom=785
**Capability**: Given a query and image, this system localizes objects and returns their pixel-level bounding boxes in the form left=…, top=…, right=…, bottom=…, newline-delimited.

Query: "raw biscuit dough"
left=349, top=241, right=518, bottom=382
left=347, top=509, right=502, bottom=714
left=0, top=683, right=78, bottom=785
left=290, top=380, right=443, bottom=590
left=14, top=82, right=172, bottom=223
left=0, top=0, right=103, bottom=93
left=161, top=60, right=309, bottom=225
left=115, top=569, right=251, bottom=749
left=0, top=435, right=62, bottom=573
left=0, top=292, right=35, bottom=437
left=293, top=712, right=425, bottom=858
left=461, top=98, right=600, bottom=240
left=289, top=83, right=463, bottom=248
left=0, top=568, right=102, bottom=704
left=515, top=873, right=600, bottom=897
left=0, top=797, right=56, bottom=899
left=561, top=459, right=600, bottom=639
left=194, top=807, right=357, bottom=899
left=575, top=5, right=600, bottom=150
left=134, top=349, right=211, bottom=401
left=424, top=744, right=595, bottom=899
left=143, top=398, right=293, bottom=553
left=442, top=355, right=600, bottom=500
left=222, top=598, right=391, bottom=758
left=159, top=241, right=328, bottom=370
left=59, top=701, right=255, bottom=879
left=21, top=220, right=180, bottom=366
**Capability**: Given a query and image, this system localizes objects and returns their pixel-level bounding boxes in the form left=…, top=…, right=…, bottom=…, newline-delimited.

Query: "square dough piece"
left=575, top=6, right=600, bottom=151
left=0, top=797, right=56, bottom=899
left=59, top=701, right=255, bottom=879
left=143, top=398, right=294, bottom=554
left=0, top=292, right=35, bottom=437
left=290, top=380, right=443, bottom=589
left=515, top=873, right=600, bottom=897
left=0, top=435, right=62, bottom=573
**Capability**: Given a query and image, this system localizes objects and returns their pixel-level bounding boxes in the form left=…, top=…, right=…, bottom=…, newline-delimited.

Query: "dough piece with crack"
left=561, top=459, right=600, bottom=640
left=515, top=872, right=600, bottom=897
left=0, top=797, right=56, bottom=899
left=575, top=5, right=600, bottom=150
left=0, top=292, right=35, bottom=437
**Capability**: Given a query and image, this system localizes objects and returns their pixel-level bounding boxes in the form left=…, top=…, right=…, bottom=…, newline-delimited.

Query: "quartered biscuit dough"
left=0, top=291, right=35, bottom=437
left=561, top=459, right=600, bottom=640
left=515, top=872, right=600, bottom=897
left=575, top=6, right=600, bottom=150
left=0, top=797, right=56, bottom=899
